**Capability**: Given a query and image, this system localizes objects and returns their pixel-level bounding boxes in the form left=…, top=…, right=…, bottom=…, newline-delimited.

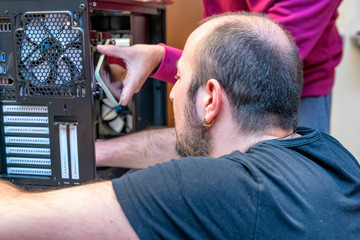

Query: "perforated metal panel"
left=15, top=11, right=85, bottom=97
left=0, top=86, right=15, bottom=100
left=0, top=0, right=96, bottom=187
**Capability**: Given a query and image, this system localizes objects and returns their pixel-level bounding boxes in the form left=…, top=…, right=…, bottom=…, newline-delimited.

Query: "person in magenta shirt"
left=98, top=0, right=343, bottom=135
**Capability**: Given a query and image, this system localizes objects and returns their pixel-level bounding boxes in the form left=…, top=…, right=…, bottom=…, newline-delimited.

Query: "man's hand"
left=98, top=59, right=126, bottom=102
left=97, top=44, right=165, bottom=106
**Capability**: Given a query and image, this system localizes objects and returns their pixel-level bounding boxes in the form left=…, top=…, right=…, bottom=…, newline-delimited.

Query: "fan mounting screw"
left=79, top=4, right=86, bottom=10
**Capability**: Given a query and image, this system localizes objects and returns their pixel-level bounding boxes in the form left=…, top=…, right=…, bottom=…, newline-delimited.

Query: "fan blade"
left=61, top=55, right=81, bottom=81
left=66, top=40, right=82, bottom=50
left=20, top=39, right=43, bottom=64
left=108, top=116, right=125, bottom=133
left=32, top=62, right=51, bottom=83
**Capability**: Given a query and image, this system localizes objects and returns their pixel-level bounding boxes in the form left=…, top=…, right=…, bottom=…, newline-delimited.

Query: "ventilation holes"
left=16, top=12, right=85, bottom=97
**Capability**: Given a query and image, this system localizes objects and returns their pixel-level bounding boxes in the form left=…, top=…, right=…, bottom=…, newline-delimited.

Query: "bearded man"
left=1, top=12, right=359, bottom=239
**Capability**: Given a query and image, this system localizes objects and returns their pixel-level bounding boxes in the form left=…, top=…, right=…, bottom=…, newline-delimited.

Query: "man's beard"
left=175, top=97, right=213, bottom=158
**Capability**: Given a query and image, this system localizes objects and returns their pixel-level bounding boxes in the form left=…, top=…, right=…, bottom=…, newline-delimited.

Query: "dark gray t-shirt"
left=112, top=128, right=360, bottom=239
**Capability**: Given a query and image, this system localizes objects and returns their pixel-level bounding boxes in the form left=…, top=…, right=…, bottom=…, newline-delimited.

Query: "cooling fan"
left=15, top=12, right=84, bottom=97
left=100, top=97, right=133, bottom=134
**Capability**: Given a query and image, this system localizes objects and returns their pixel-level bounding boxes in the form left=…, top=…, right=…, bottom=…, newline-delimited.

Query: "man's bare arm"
left=0, top=180, right=139, bottom=240
left=96, top=127, right=177, bottom=168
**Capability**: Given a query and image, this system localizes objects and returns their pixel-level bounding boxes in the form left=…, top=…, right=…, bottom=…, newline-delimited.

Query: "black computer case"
left=0, top=0, right=167, bottom=186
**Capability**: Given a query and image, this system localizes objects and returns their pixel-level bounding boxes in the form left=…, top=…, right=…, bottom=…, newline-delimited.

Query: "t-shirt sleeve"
left=112, top=157, right=259, bottom=239
left=150, top=44, right=182, bottom=84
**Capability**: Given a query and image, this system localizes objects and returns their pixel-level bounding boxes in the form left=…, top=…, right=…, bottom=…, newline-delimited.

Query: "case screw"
left=79, top=3, right=86, bottom=10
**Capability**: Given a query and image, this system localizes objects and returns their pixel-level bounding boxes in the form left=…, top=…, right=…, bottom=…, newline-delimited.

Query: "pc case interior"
left=0, top=0, right=167, bottom=186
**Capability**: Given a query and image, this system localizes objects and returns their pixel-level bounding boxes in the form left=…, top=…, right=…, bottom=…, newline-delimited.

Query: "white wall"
left=332, top=0, right=360, bottom=160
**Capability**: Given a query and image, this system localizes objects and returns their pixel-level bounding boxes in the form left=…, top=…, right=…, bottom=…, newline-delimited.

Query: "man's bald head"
left=189, top=12, right=293, bottom=54
left=185, top=12, right=303, bottom=134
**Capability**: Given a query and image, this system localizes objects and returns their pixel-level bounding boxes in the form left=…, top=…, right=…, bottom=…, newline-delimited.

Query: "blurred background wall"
left=333, top=0, right=360, bottom=160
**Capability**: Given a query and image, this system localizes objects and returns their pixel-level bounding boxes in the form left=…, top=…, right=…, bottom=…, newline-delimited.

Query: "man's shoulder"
left=172, top=153, right=256, bottom=179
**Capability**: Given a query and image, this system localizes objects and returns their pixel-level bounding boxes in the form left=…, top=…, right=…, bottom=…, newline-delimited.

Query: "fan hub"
left=40, top=38, right=60, bottom=61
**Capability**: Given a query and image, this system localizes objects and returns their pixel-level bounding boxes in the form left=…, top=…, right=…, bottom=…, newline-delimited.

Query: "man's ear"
left=203, top=79, right=222, bottom=123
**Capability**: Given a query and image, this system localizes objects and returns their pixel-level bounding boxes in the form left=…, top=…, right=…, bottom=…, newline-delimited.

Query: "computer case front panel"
left=0, top=0, right=167, bottom=186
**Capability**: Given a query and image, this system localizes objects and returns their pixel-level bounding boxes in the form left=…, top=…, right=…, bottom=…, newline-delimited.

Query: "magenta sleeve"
left=150, top=43, right=183, bottom=84
left=247, top=0, right=342, bottom=60
left=246, top=0, right=343, bottom=96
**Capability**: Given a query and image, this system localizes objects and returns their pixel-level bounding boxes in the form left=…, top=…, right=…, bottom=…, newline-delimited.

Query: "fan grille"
left=15, top=12, right=85, bottom=97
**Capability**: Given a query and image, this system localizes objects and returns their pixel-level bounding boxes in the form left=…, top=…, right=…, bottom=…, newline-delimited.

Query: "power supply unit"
left=0, top=0, right=167, bottom=187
